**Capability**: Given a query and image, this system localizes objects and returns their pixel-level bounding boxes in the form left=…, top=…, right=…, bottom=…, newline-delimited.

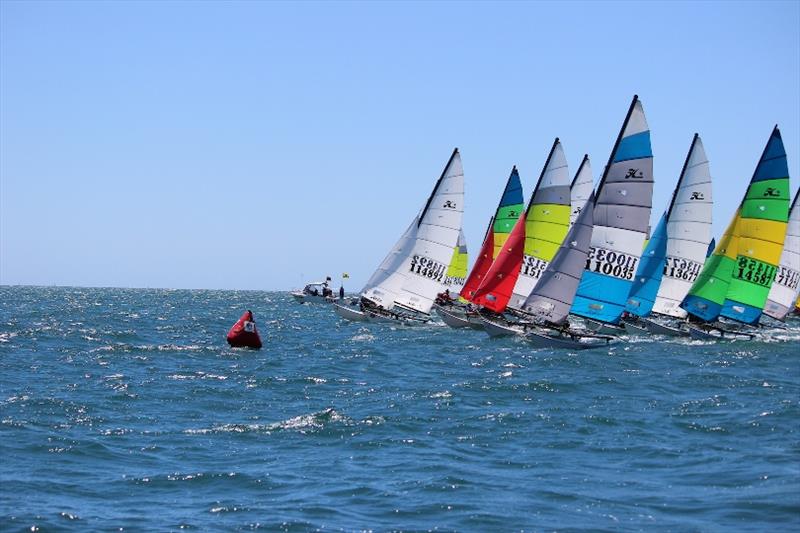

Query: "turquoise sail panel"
left=572, top=273, right=635, bottom=323
left=625, top=212, right=668, bottom=317
left=613, top=131, right=652, bottom=163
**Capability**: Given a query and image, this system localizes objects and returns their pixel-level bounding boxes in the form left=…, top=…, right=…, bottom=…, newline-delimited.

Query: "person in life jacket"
left=435, top=289, right=454, bottom=306
left=226, top=310, right=262, bottom=349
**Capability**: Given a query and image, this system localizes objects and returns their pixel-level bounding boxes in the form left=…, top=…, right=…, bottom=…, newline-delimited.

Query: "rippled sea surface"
left=1, top=286, right=799, bottom=531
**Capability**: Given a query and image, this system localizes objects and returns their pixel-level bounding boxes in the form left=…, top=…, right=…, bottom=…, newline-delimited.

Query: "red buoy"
left=226, top=310, right=263, bottom=349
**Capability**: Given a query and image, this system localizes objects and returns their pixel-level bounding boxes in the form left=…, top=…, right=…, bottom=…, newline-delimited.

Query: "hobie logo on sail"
left=690, top=192, right=705, bottom=200
left=443, top=200, right=457, bottom=209
left=624, top=168, right=643, bottom=179
left=585, top=246, right=637, bottom=280
left=409, top=254, right=446, bottom=282
left=763, top=188, right=781, bottom=197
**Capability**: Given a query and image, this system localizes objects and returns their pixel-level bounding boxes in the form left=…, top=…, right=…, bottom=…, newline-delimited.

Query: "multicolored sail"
left=509, top=138, right=572, bottom=310
left=648, top=134, right=714, bottom=318
left=471, top=171, right=527, bottom=312
left=473, top=139, right=571, bottom=312
left=362, top=148, right=464, bottom=314
left=522, top=190, right=596, bottom=325
left=570, top=155, right=594, bottom=227
left=571, top=95, right=655, bottom=324
left=625, top=211, right=668, bottom=317
left=763, top=188, right=800, bottom=321
left=682, top=127, right=790, bottom=323
left=460, top=167, right=524, bottom=300
left=442, top=229, right=469, bottom=295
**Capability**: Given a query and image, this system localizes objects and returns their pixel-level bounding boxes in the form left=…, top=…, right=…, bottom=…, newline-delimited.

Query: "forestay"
left=571, top=95, right=655, bottom=325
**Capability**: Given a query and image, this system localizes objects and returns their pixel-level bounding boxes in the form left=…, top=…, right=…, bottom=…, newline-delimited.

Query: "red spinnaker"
left=226, top=310, right=263, bottom=349
left=471, top=213, right=525, bottom=312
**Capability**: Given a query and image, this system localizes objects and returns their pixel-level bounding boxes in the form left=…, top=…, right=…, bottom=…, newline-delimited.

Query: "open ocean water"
left=1, top=286, right=798, bottom=532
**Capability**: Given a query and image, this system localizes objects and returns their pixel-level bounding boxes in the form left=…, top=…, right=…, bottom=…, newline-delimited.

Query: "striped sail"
left=719, top=127, right=790, bottom=324
left=522, top=191, right=596, bottom=325
left=571, top=95, right=655, bottom=324
left=363, top=149, right=464, bottom=313
left=682, top=127, right=790, bottom=323
left=763, top=189, right=800, bottom=321
left=508, top=138, right=572, bottom=310
left=492, top=167, right=525, bottom=258
left=442, top=229, right=469, bottom=295
left=651, top=134, right=714, bottom=318
left=625, top=211, right=668, bottom=317
left=460, top=167, right=524, bottom=300
left=681, top=211, right=741, bottom=321
left=570, top=155, right=594, bottom=227
left=472, top=171, right=527, bottom=312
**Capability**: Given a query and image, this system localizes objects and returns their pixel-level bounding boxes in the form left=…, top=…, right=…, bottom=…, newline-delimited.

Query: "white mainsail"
left=763, top=189, right=800, bottom=321
left=361, top=214, right=421, bottom=309
left=651, top=134, right=714, bottom=318
left=363, top=149, right=465, bottom=314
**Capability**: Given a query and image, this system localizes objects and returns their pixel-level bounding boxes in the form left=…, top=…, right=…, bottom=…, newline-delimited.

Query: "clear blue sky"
left=1, top=0, right=798, bottom=290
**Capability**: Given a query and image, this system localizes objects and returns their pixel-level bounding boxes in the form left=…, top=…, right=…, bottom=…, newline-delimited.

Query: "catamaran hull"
left=333, top=302, right=370, bottom=322
left=583, top=318, right=627, bottom=336
left=435, top=305, right=484, bottom=329
left=621, top=320, right=649, bottom=335
left=525, top=329, right=615, bottom=350
left=687, top=324, right=754, bottom=341
left=480, top=317, right=524, bottom=338
left=641, top=316, right=689, bottom=337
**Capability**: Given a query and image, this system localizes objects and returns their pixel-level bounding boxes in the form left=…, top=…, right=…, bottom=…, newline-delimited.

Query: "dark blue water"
left=1, top=286, right=798, bottom=531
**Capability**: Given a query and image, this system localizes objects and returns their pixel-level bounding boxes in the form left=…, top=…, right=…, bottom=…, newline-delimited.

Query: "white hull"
left=334, top=302, right=429, bottom=326
left=333, top=302, right=369, bottom=321
left=480, top=316, right=524, bottom=338
left=435, top=305, right=484, bottom=329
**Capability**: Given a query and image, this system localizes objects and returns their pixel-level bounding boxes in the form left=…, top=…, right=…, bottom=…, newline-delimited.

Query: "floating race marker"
left=226, top=310, right=262, bottom=349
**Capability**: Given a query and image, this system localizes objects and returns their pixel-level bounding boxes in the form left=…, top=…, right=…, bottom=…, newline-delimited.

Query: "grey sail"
left=521, top=190, right=596, bottom=325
